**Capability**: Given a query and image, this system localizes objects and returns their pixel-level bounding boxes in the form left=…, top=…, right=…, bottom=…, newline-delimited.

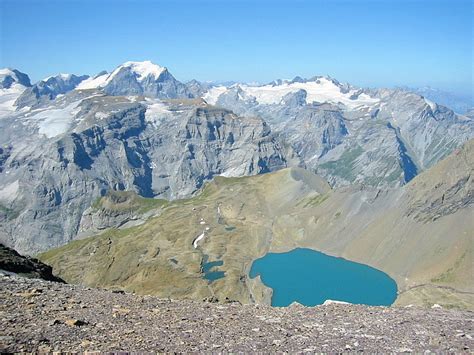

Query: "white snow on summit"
left=0, top=68, right=17, bottom=77
left=0, top=68, right=29, bottom=118
left=117, top=61, right=166, bottom=81
left=76, top=61, right=166, bottom=90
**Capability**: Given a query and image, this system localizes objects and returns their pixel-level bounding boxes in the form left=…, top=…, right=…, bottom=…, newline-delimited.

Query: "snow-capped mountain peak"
left=115, top=60, right=166, bottom=81
left=0, top=68, right=15, bottom=75
left=0, top=68, right=31, bottom=90
left=77, top=60, right=190, bottom=99
left=41, top=73, right=74, bottom=82
left=0, top=68, right=31, bottom=116
left=76, top=60, right=168, bottom=91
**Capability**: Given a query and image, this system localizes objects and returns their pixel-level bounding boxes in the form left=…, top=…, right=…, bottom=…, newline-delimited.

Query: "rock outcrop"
left=0, top=244, right=63, bottom=282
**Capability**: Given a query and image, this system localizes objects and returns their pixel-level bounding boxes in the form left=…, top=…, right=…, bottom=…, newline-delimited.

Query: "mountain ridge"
left=0, top=60, right=472, bottom=256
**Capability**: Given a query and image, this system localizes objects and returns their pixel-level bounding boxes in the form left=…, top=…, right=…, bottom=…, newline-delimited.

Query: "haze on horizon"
left=0, top=0, right=472, bottom=96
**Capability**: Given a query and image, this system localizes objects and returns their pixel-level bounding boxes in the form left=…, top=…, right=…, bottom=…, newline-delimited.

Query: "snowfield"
left=205, top=78, right=380, bottom=109
left=0, top=180, right=19, bottom=203
left=76, top=72, right=110, bottom=90
left=203, top=86, right=228, bottom=105
left=23, top=101, right=82, bottom=138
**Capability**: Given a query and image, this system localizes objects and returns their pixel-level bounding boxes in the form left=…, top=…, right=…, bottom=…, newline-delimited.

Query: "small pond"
left=201, top=256, right=225, bottom=282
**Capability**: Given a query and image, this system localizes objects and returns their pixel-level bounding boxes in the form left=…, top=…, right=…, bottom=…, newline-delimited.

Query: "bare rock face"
left=404, top=139, right=474, bottom=222
left=1, top=275, right=472, bottom=353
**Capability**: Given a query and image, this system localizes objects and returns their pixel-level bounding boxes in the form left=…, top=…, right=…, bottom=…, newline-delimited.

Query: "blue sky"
left=0, top=0, right=472, bottom=94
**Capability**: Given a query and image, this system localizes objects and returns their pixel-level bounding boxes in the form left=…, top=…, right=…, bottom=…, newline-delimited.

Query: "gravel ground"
left=0, top=274, right=472, bottom=353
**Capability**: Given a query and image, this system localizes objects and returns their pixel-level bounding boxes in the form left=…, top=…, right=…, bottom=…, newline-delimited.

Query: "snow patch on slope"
left=24, top=101, right=82, bottom=138
left=193, top=232, right=206, bottom=248
left=220, top=165, right=246, bottom=178
left=424, top=98, right=437, bottom=111
left=76, top=72, right=109, bottom=90
left=0, top=180, right=19, bottom=202
left=0, top=85, right=27, bottom=119
left=144, top=99, right=172, bottom=126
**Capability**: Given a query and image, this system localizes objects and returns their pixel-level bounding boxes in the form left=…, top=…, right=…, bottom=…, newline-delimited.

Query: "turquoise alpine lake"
left=249, top=248, right=397, bottom=307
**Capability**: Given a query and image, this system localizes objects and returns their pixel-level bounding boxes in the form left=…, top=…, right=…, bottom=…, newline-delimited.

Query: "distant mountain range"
left=0, top=61, right=472, bottom=255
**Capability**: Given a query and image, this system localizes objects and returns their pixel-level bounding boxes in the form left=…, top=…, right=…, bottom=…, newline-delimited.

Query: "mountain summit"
left=0, top=68, right=31, bottom=90
left=0, top=69, right=31, bottom=117
left=77, top=60, right=192, bottom=98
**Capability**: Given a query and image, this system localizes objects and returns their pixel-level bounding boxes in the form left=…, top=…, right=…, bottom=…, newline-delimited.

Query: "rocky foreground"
left=0, top=274, right=472, bottom=353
